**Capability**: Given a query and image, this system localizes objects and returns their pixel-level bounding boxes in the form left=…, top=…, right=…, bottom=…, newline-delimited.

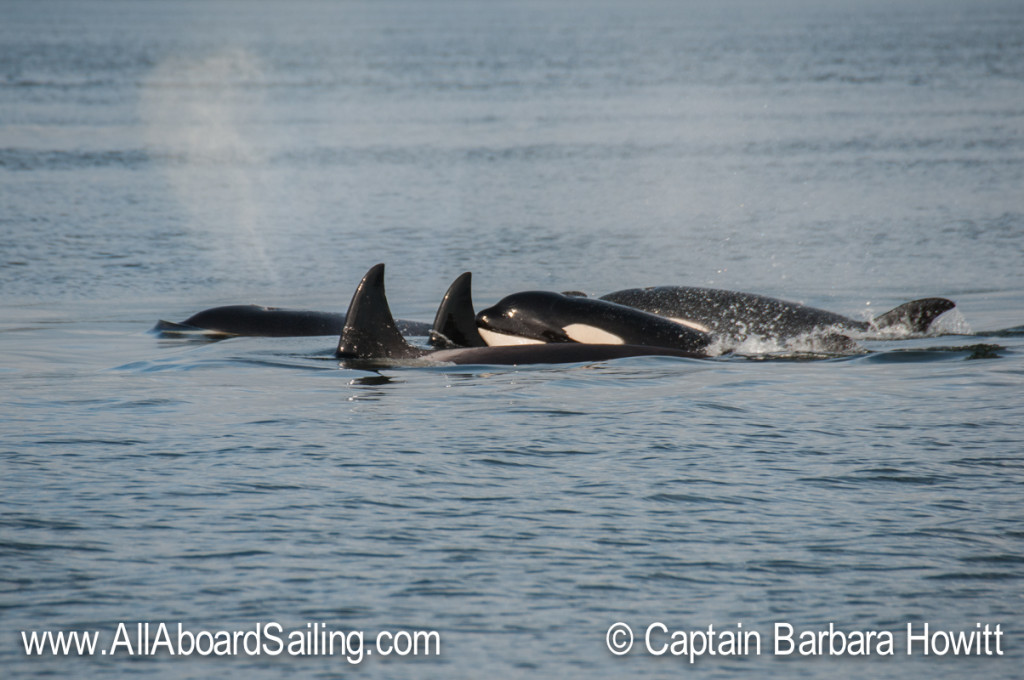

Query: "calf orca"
left=475, top=291, right=713, bottom=353
left=599, top=287, right=956, bottom=342
left=335, top=265, right=706, bottom=367
left=425, top=272, right=714, bottom=354
left=153, top=305, right=431, bottom=338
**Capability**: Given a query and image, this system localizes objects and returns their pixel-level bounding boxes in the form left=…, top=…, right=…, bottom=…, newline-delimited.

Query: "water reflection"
left=348, top=373, right=396, bottom=387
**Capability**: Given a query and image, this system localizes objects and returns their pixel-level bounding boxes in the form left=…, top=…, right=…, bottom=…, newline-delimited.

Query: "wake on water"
left=693, top=306, right=973, bottom=359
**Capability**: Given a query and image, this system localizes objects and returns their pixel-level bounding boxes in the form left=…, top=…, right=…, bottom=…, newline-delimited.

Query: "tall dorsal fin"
left=336, top=264, right=422, bottom=360
left=873, top=297, right=956, bottom=333
left=429, top=272, right=486, bottom=348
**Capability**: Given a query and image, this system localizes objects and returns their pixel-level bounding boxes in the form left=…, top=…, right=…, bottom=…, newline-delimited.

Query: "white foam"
left=929, top=308, right=972, bottom=335
left=712, top=327, right=865, bottom=358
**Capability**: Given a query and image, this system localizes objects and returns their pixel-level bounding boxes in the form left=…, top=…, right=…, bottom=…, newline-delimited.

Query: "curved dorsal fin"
left=873, top=297, right=956, bottom=333
left=337, top=264, right=422, bottom=359
left=429, top=272, right=486, bottom=348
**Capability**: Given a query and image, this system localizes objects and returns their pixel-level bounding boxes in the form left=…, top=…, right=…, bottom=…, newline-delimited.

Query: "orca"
left=598, top=287, right=956, bottom=342
left=155, top=275, right=477, bottom=345
left=474, top=291, right=713, bottom=353
left=428, top=272, right=486, bottom=349
left=153, top=304, right=432, bottom=338
left=335, top=265, right=706, bottom=367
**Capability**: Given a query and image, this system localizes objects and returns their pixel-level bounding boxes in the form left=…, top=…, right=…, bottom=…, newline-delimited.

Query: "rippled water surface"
left=2, top=1, right=1023, bottom=678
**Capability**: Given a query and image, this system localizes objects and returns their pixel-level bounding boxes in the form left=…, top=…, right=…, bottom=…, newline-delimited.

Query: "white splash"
left=930, top=308, right=972, bottom=335
left=708, top=326, right=866, bottom=358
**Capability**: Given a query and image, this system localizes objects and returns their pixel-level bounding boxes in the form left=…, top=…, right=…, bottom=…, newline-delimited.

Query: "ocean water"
left=2, top=1, right=1023, bottom=678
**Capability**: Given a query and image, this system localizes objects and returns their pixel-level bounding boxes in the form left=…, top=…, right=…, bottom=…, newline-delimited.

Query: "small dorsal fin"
left=336, top=264, right=422, bottom=360
left=873, top=298, right=956, bottom=333
left=429, top=272, right=486, bottom=348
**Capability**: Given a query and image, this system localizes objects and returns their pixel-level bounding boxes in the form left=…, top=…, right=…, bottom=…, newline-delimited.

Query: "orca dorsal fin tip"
left=360, top=263, right=386, bottom=291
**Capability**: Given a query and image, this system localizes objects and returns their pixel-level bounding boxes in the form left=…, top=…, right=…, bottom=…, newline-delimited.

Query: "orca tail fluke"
left=337, top=264, right=423, bottom=360
left=873, top=297, right=956, bottom=333
left=429, top=272, right=486, bottom=348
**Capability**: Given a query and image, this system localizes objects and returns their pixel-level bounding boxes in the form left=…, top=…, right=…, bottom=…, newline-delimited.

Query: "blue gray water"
left=2, top=1, right=1023, bottom=678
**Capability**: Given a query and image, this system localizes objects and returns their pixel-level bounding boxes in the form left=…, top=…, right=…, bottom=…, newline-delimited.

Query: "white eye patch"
left=562, top=323, right=625, bottom=345
left=478, top=328, right=545, bottom=346
left=669, top=317, right=710, bottom=333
